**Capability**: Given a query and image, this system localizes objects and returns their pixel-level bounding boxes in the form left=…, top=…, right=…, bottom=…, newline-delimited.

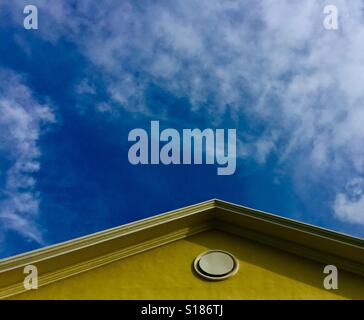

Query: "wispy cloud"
left=0, top=69, right=54, bottom=243
left=334, top=178, right=364, bottom=225
left=4, top=0, right=364, bottom=226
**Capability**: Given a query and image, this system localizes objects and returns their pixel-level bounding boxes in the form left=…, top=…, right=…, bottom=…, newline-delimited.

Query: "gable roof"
left=1, top=199, right=363, bottom=298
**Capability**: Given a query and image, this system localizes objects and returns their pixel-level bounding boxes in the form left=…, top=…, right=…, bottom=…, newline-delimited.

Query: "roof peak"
left=1, top=199, right=363, bottom=298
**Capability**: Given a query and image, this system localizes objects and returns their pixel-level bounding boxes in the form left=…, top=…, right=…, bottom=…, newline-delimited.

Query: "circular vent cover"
left=193, top=250, right=239, bottom=280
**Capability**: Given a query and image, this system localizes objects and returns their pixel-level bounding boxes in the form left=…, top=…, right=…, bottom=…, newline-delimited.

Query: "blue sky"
left=1, top=0, right=364, bottom=258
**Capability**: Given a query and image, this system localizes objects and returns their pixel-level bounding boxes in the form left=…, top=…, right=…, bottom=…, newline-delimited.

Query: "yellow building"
left=0, top=199, right=363, bottom=300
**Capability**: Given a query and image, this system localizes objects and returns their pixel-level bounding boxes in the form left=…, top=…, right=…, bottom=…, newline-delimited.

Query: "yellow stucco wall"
left=11, top=230, right=364, bottom=299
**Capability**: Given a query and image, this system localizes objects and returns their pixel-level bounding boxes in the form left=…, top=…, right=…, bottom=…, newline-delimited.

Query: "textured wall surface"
left=12, top=230, right=364, bottom=299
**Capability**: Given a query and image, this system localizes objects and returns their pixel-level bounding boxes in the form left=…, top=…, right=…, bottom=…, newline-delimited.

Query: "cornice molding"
left=214, top=200, right=363, bottom=247
left=0, top=200, right=216, bottom=272
left=0, top=223, right=211, bottom=299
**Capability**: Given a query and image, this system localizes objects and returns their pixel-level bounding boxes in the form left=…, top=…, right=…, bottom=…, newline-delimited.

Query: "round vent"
left=193, top=250, right=239, bottom=280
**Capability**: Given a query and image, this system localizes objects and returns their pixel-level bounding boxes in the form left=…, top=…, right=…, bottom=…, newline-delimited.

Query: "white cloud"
left=334, top=178, right=364, bottom=225
left=0, top=69, right=55, bottom=243
left=4, top=0, right=364, bottom=225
